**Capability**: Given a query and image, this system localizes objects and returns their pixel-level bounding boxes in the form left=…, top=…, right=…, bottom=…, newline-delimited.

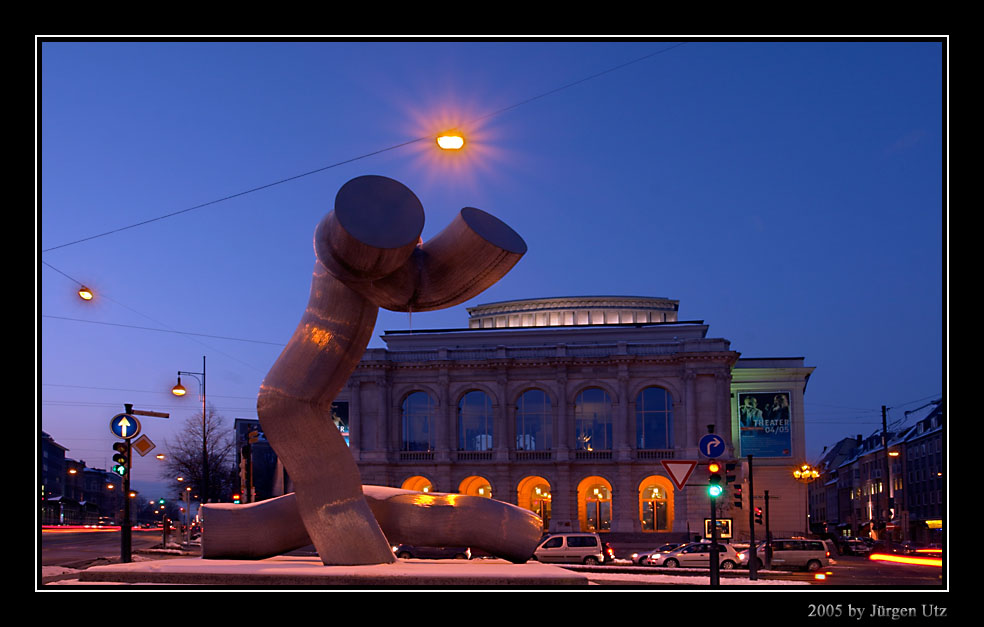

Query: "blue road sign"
left=698, top=433, right=726, bottom=458
left=110, top=413, right=141, bottom=439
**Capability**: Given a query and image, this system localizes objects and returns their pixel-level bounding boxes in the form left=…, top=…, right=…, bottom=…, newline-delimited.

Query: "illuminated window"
left=575, top=388, right=612, bottom=451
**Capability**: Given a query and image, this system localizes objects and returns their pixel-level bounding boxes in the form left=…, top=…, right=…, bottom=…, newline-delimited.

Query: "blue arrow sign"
left=110, top=413, right=141, bottom=439
left=698, top=433, right=726, bottom=458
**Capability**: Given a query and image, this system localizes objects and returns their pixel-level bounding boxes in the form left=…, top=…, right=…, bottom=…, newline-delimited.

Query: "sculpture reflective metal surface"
left=203, top=175, right=537, bottom=565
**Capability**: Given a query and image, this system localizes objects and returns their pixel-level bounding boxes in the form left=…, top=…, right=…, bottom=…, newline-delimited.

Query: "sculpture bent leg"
left=202, top=487, right=543, bottom=564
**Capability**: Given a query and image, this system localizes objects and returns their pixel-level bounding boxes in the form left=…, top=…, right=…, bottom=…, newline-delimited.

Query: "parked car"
left=740, top=538, right=831, bottom=571
left=533, top=532, right=606, bottom=565
left=646, top=542, right=741, bottom=570
left=631, top=543, right=684, bottom=565
left=839, top=538, right=871, bottom=556
left=393, top=545, right=471, bottom=560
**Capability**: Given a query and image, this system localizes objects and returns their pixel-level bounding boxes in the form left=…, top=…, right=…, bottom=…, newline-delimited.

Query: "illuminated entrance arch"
left=517, top=476, right=551, bottom=530
left=401, top=475, right=434, bottom=493
left=577, top=476, right=612, bottom=532
left=459, top=475, right=494, bottom=498
left=638, top=475, right=674, bottom=532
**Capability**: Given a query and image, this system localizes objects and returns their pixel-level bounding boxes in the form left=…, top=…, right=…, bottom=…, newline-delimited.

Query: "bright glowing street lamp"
left=793, top=464, right=820, bottom=483
left=436, top=131, right=465, bottom=150
left=77, top=285, right=94, bottom=301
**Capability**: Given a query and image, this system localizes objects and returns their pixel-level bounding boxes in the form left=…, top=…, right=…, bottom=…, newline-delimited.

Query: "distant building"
left=808, top=399, right=944, bottom=544
left=323, top=295, right=816, bottom=542
left=39, top=431, right=122, bottom=525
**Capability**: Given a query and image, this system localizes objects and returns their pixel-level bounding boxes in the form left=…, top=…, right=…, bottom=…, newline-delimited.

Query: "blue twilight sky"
left=38, top=38, right=946, bottom=498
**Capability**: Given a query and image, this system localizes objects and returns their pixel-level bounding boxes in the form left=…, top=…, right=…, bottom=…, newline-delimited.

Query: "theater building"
left=331, top=295, right=815, bottom=542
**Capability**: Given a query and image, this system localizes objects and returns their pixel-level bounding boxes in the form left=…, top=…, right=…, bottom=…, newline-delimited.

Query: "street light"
left=77, top=285, right=94, bottom=301
left=436, top=131, right=465, bottom=150
left=793, top=463, right=821, bottom=535
left=172, top=356, right=208, bottom=503
left=793, top=464, right=820, bottom=482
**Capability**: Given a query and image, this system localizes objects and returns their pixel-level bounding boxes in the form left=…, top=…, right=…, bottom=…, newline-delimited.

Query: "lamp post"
left=172, top=356, right=207, bottom=503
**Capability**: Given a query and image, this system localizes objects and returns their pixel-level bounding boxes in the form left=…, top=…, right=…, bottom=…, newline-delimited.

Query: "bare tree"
left=161, top=405, right=237, bottom=504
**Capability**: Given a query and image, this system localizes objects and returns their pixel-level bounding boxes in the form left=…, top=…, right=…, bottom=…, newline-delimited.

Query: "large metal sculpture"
left=202, top=175, right=539, bottom=565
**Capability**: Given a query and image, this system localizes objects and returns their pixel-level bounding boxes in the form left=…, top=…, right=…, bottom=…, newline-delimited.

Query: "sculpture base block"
left=76, top=555, right=590, bottom=587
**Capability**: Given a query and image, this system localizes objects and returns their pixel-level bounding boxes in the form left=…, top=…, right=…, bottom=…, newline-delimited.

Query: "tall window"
left=516, top=389, right=551, bottom=450
left=402, top=391, right=435, bottom=451
left=575, top=388, right=613, bottom=451
left=458, top=390, right=494, bottom=451
left=636, top=386, right=673, bottom=450
left=640, top=482, right=669, bottom=531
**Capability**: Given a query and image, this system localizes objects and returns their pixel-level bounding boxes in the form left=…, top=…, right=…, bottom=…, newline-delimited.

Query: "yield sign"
left=661, top=460, right=698, bottom=490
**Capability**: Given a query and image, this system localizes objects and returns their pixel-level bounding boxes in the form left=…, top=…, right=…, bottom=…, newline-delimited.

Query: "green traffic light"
left=708, top=484, right=723, bottom=497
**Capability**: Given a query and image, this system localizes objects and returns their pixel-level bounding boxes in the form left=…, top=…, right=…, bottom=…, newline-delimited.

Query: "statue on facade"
left=202, top=175, right=540, bottom=565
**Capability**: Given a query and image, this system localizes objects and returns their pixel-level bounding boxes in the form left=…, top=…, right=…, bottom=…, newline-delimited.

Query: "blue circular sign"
left=698, top=433, right=726, bottom=458
left=110, top=413, right=141, bottom=439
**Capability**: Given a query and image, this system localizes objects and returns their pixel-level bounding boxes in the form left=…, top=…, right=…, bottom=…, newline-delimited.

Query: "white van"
left=533, top=533, right=606, bottom=565
left=747, top=538, right=831, bottom=571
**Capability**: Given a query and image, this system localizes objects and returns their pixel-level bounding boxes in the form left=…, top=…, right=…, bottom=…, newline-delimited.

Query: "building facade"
left=40, top=431, right=123, bottom=525
left=808, top=400, right=944, bottom=545
left=332, top=296, right=815, bottom=542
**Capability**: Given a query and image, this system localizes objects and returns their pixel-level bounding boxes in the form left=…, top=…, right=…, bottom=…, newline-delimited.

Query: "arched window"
left=578, top=477, right=612, bottom=532
left=515, top=389, right=551, bottom=450
left=575, top=388, right=613, bottom=451
left=639, top=478, right=673, bottom=532
left=458, top=390, right=494, bottom=451
left=636, top=386, right=673, bottom=450
left=402, top=391, right=435, bottom=452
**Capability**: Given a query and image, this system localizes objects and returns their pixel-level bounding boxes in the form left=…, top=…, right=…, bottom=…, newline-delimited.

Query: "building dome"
left=466, top=295, right=679, bottom=329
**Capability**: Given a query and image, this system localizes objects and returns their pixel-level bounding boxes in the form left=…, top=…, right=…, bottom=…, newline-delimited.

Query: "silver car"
left=631, top=543, right=684, bottom=565
left=647, top=542, right=741, bottom=569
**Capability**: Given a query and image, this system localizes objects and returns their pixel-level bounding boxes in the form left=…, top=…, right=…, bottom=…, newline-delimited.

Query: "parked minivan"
left=742, top=538, right=831, bottom=571
left=533, top=533, right=606, bottom=565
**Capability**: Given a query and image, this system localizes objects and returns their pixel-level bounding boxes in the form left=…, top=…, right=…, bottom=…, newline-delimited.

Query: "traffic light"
left=707, top=461, right=723, bottom=498
left=232, top=493, right=242, bottom=504
left=112, top=442, right=128, bottom=476
left=725, top=462, right=737, bottom=483
left=754, top=506, right=763, bottom=525
left=733, top=484, right=743, bottom=509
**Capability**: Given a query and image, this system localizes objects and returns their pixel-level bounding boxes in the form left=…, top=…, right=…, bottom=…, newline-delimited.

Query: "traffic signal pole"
left=709, top=490, right=720, bottom=587
left=121, top=437, right=132, bottom=563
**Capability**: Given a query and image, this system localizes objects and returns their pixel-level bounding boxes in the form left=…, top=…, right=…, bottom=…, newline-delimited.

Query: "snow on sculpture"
left=201, top=175, right=540, bottom=565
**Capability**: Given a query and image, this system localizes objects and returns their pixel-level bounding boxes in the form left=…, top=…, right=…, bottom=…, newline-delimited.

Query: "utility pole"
left=764, top=490, right=773, bottom=569
left=882, top=405, right=892, bottom=542
left=747, top=455, right=757, bottom=580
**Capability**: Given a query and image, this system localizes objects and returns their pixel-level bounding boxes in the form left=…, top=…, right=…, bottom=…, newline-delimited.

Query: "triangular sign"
left=661, top=460, right=698, bottom=491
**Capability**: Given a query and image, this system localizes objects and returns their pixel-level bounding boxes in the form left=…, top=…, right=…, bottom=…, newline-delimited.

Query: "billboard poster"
left=331, top=401, right=349, bottom=446
left=737, top=391, right=792, bottom=457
